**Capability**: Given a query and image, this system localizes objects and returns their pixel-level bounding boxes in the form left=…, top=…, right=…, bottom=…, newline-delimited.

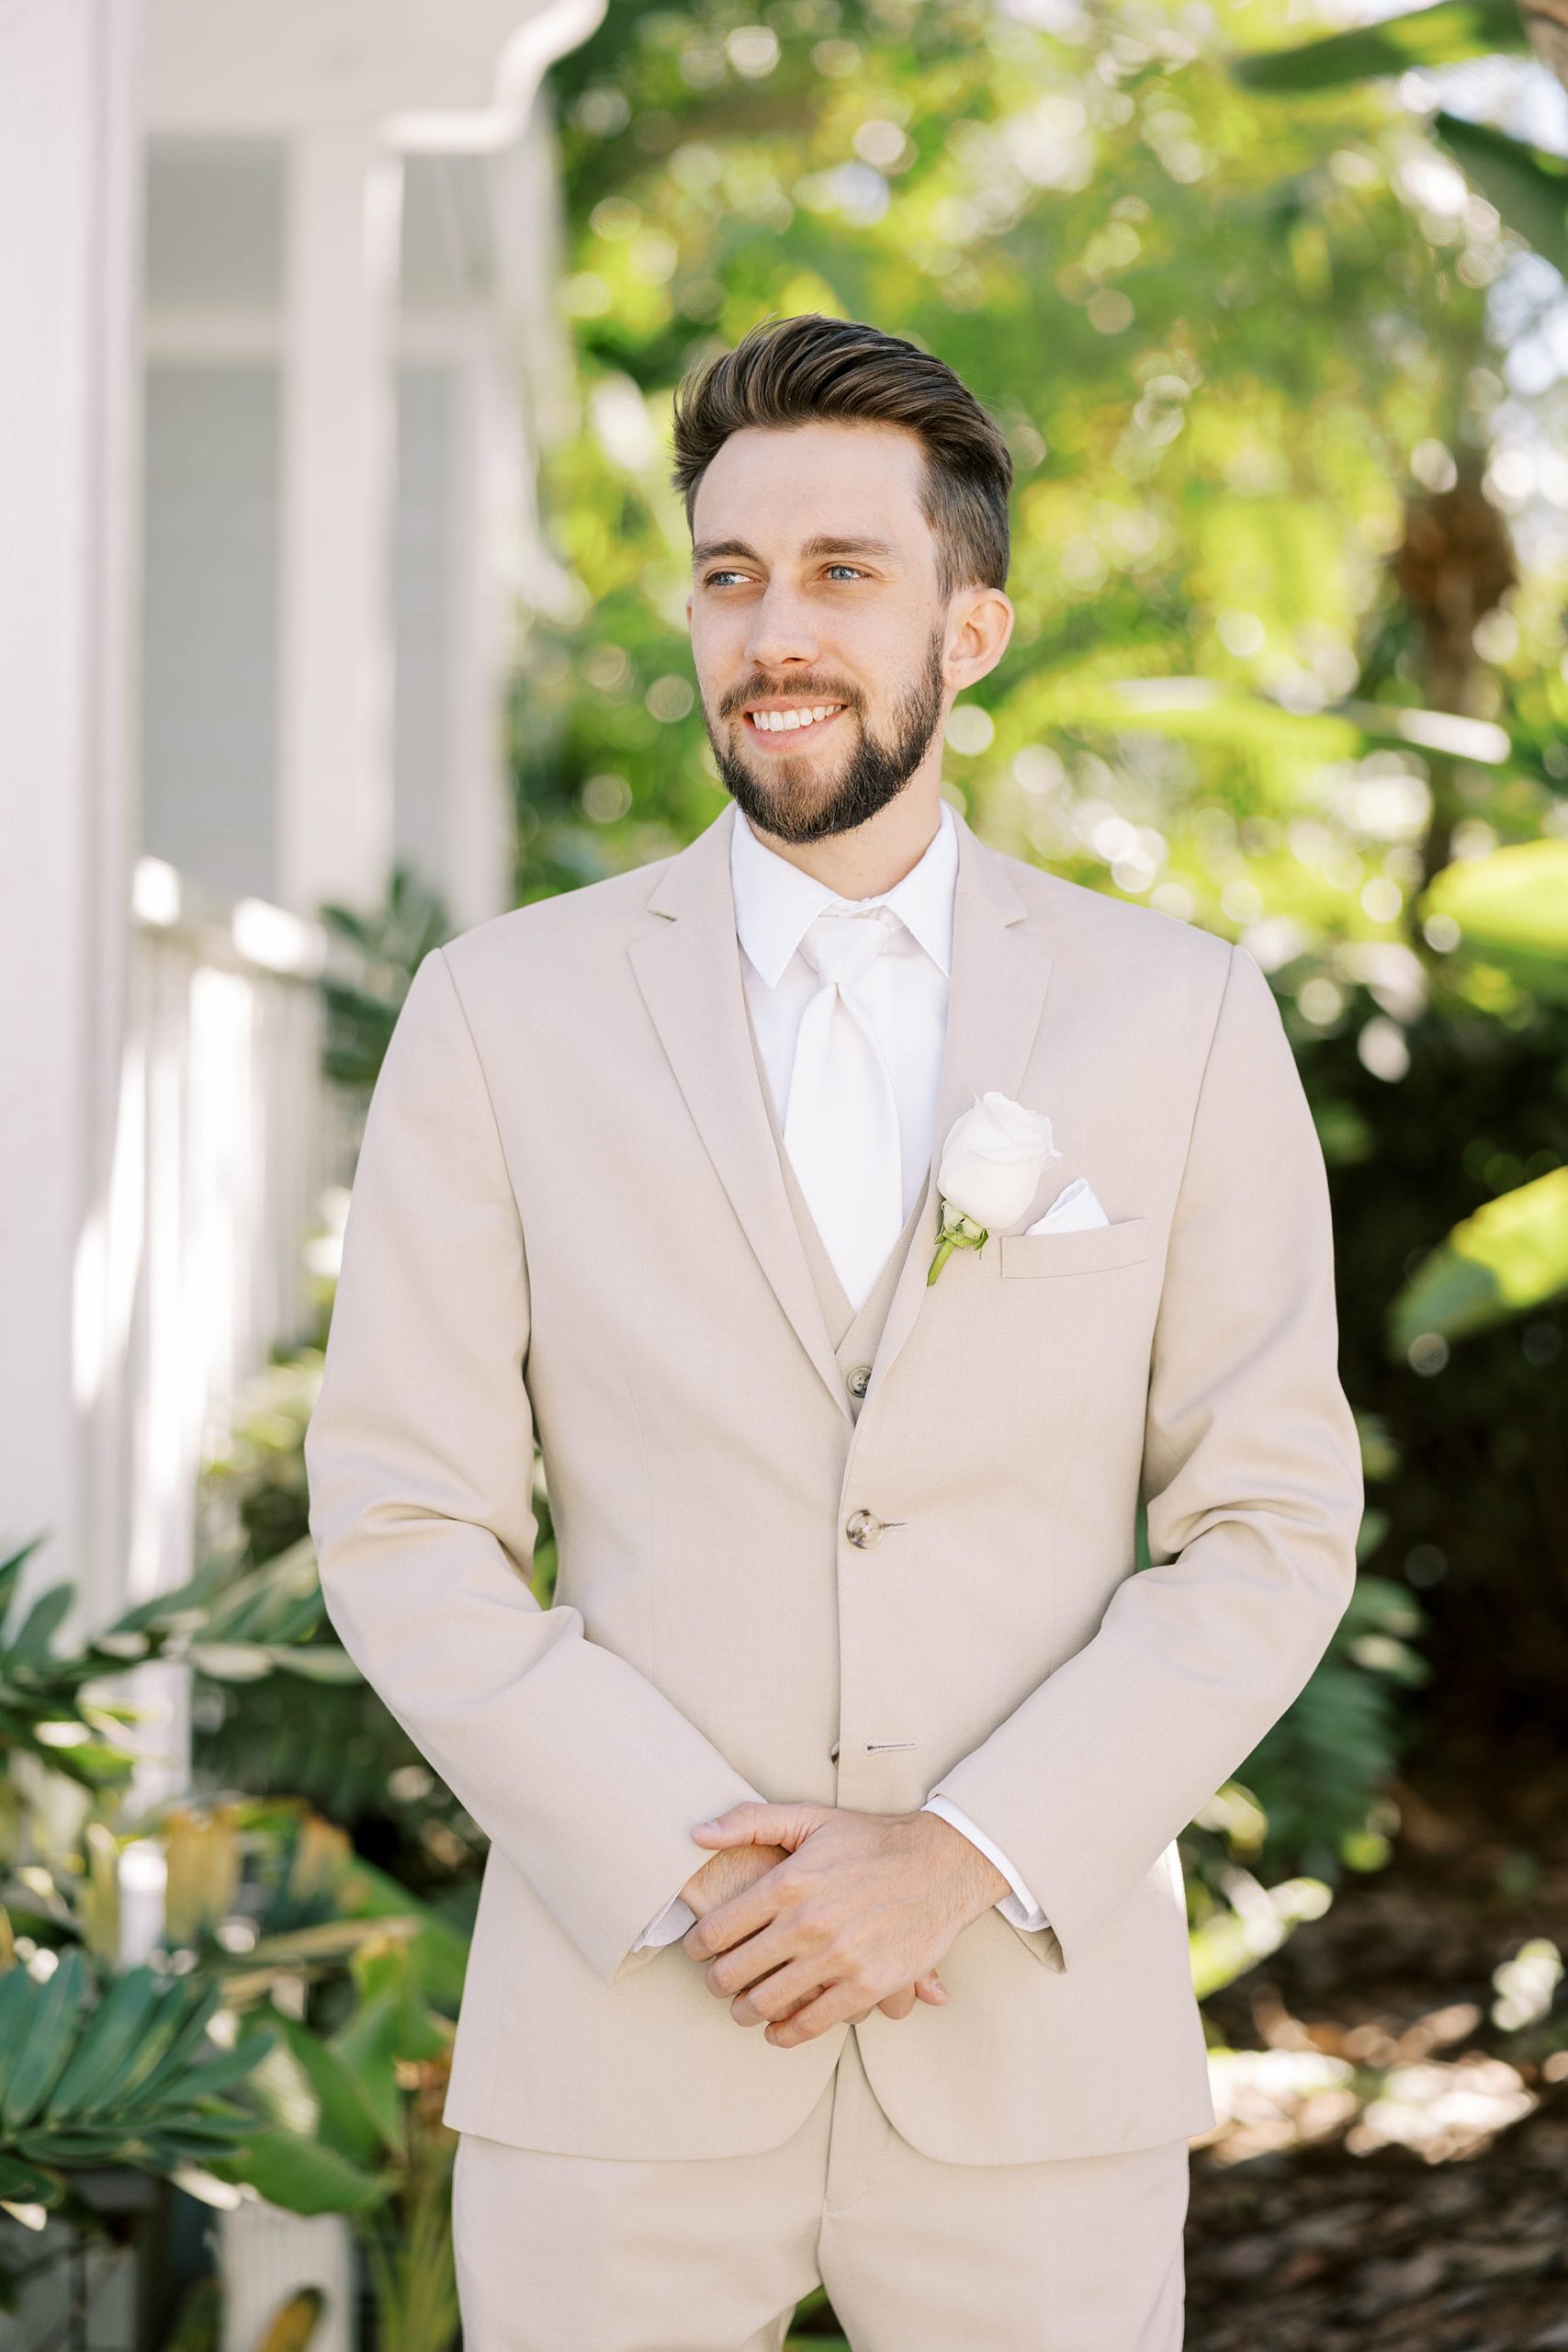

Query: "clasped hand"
left=675, top=1801, right=1008, bottom=2050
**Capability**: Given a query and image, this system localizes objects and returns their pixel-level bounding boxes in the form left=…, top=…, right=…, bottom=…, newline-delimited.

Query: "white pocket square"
left=1024, top=1177, right=1110, bottom=1235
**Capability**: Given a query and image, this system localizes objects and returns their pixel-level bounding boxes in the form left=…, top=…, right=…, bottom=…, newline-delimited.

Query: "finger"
left=690, top=1802, right=826, bottom=1850
left=763, top=1980, right=863, bottom=2049
left=704, top=1924, right=803, bottom=2001
left=730, top=1954, right=834, bottom=2029
left=876, top=1985, right=916, bottom=2019
left=683, top=1881, right=787, bottom=1963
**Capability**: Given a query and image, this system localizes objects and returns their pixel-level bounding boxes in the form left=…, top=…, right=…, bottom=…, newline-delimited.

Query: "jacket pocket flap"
left=998, top=1217, right=1151, bottom=1279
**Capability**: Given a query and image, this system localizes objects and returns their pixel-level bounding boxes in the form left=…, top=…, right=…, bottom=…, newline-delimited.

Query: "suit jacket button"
left=846, top=1363, right=871, bottom=1398
left=829, top=1740, right=840, bottom=1761
left=845, top=1509, right=883, bottom=1548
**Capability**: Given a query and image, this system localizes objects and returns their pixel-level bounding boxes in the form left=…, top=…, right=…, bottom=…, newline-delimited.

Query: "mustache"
left=720, top=682, right=863, bottom=717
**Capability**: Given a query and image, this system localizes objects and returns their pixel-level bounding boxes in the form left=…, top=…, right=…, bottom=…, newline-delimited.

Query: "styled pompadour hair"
left=670, top=312, right=1012, bottom=600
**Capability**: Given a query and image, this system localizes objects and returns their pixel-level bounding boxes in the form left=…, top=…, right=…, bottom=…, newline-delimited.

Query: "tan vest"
left=740, top=991, right=927, bottom=1775
left=740, top=985, right=924, bottom=1412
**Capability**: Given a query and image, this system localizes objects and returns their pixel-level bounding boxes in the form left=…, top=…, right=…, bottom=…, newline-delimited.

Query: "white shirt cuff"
left=631, top=1893, right=697, bottom=1952
left=920, top=1797, right=1048, bottom=1933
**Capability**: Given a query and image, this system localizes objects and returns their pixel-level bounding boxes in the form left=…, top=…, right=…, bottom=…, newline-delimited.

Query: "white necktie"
left=783, top=907, right=904, bottom=1311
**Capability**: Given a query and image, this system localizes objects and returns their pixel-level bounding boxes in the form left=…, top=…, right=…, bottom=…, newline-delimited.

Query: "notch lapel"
left=860, top=804, right=1054, bottom=1408
left=628, top=804, right=855, bottom=1426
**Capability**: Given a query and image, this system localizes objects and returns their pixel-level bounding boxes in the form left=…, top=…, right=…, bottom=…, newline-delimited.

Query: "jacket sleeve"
left=924, top=943, right=1363, bottom=1973
left=303, top=945, right=767, bottom=1987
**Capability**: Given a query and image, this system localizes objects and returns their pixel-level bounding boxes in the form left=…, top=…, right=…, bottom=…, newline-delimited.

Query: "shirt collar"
left=729, top=799, right=957, bottom=989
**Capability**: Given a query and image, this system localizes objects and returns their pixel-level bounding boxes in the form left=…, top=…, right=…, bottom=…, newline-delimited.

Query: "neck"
left=740, top=773, right=946, bottom=900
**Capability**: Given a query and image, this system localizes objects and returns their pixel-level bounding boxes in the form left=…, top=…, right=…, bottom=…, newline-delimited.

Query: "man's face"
left=685, top=421, right=956, bottom=844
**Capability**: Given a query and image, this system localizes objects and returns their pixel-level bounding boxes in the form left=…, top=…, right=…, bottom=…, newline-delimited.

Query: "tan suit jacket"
left=302, top=797, right=1362, bottom=2165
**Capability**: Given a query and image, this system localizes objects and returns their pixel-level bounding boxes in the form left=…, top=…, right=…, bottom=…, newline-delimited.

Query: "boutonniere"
left=927, top=1091, right=1063, bottom=1284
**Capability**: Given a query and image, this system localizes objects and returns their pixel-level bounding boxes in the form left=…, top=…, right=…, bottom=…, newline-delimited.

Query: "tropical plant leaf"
left=5, top=1584, right=74, bottom=1668
left=219, top=2122, right=388, bottom=2217
left=44, top=1965, right=164, bottom=2120
left=0, top=1960, right=274, bottom=2200
left=265, top=1646, right=363, bottom=1684
left=128, top=1987, right=260, bottom=2113
left=270, top=2015, right=389, bottom=2167
left=326, top=1988, right=405, bottom=2154
left=1390, top=1166, right=1568, bottom=1345
left=107, top=1976, right=221, bottom=2109
left=185, top=1643, right=276, bottom=1681
left=1425, top=837, right=1568, bottom=960
left=1434, top=112, right=1568, bottom=277
left=279, top=1850, right=469, bottom=2016
left=1226, top=1577, right=1428, bottom=1881
left=0, top=2146, right=62, bottom=2204
left=0, top=1540, right=47, bottom=1644
left=1232, top=0, right=1528, bottom=90
left=0, top=1950, right=88, bottom=2132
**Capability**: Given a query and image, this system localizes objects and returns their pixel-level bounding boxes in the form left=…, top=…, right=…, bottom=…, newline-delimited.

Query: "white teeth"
left=750, top=704, right=842, bottom=732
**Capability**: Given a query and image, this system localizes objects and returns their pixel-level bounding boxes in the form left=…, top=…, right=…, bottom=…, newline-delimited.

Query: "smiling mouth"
left=742, top=703, right=848, bottom=738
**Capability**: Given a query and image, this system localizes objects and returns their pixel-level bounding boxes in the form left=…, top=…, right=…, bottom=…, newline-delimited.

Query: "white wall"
left=0, top=0, right=144, bottom=1627
left=142, top=360, right=283, bottom=899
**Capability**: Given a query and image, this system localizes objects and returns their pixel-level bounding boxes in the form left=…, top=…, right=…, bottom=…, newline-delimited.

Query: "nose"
left=745, top=581, right=820, bottom=676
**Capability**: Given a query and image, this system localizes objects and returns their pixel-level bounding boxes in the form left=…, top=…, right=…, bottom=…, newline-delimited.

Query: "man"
left=303, top=312, right=1363, bottom=2349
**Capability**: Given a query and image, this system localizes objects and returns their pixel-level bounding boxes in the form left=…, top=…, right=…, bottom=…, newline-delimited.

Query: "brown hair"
left=670, top=312, right=1012, bottom=599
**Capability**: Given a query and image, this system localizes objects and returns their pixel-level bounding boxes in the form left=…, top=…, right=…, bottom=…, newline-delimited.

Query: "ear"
left=945, top=584, right=1014, bottom=694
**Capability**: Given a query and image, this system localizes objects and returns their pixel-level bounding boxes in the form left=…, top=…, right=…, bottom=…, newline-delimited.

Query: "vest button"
left=829, top=1740, right=840, bottom=1761
left=845, top=1509, right=883, bottom=1548
left=846, top=1363, right=871, bottom=1398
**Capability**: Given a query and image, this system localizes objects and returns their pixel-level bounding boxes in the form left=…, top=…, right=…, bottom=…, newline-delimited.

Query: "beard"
left=702, top=623, right=947, bottom=846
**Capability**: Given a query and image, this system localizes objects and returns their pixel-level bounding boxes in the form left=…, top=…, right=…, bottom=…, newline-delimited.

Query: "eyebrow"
left=691, top=535, right=899, bottom=568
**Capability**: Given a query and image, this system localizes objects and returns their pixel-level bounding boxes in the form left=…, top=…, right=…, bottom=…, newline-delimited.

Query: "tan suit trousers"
left=451, top=2029, right=1190, bottom=2352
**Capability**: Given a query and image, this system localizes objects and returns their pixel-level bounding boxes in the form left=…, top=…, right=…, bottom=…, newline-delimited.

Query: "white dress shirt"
left=630, top=800, right=1049, bottom=1952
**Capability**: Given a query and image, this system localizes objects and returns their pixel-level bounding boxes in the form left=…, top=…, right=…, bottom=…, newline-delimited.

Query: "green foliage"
left=1228, top=0, right=1568, bottom=289
left=1303, top=977, right=1568, bottom=1726
left=534, top=0, right=1554, bottom=920
left=1425, top=836, right=1568, bottom=987
left=1385, top=841, right=1568, bottom=1343
left=191, top=1346, right=498, bottom=1904
left=214, top=1937, right=461, bottom=2352
left=1435, top=111, right=1568, bottom=277
left=0, top=1541, right=140, bottom=1793
left=0, top=1955, right=274, bottom=2210
left=1176, top=1488, right=1431, bottom=2000
left=0, top=1521, right=365, bottom=1813
left=317, top=861, right=455, bottom=1093
left=1232, top=0, right=1528, bottom=91
left=1392, top=1162, right=1568, bottom=1340
left=1231, top=1573, right=1430, bottom=1878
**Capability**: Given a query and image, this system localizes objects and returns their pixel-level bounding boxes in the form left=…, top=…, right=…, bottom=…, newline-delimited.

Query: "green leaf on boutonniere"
left=927, top=1198, right=989, bottom=1285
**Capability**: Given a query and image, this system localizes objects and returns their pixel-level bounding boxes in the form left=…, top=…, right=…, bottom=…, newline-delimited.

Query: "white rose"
left=937, top=1091, right=1061, bottom=1232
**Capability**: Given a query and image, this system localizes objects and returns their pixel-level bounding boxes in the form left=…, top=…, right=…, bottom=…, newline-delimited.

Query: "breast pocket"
left=998, top=1216, right=1151, bottom=1279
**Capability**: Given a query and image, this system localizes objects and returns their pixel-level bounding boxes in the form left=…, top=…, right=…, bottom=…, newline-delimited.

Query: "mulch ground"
left=1187, top=1747, right=1568, bottom=2349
